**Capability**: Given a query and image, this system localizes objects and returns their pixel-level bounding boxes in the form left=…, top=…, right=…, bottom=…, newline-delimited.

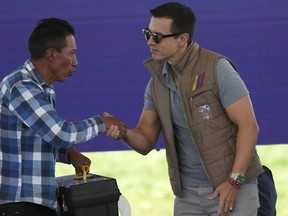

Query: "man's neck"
left=167, top=43, right=188, bottom=66
left=31, top=59, right=53, bottom=85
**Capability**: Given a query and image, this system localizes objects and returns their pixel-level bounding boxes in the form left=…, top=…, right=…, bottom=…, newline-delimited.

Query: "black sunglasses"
left=142, top=28, right=183, bottom=44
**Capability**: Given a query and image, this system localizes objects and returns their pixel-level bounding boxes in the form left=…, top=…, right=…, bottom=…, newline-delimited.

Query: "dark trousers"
left=0, top=202, right=57, bottom=216
left=257, top=165, right=277, bottom=216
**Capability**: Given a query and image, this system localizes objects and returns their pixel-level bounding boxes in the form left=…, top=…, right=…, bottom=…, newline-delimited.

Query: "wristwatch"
left=230, top=172, right=246, bottom=185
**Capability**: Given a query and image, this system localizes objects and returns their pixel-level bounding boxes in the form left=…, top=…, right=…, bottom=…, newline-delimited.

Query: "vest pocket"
left=186, top=87, right=229, bottom=149
left=187, top=87, right=222, bottom=124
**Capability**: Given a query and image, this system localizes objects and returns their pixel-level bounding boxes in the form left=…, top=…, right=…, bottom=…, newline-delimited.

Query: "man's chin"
left=151, top=54, right=164, bottom=61
left=58, top=77, right=69, bottom=83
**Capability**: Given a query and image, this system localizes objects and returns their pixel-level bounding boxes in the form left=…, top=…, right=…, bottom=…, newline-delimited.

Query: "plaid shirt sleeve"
left=57, top=148, right=70, bottom=163
left=8, top=79, right=105, bottom=149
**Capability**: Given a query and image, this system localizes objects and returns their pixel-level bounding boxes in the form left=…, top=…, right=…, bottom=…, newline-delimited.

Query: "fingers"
left=106, top=125, right=120, bottom=139
left=103, top=113, right=127, bottom=139
left=214, top=182, right=238, bottom=216
left=75, top=163, right=90, bottom=178
left=68, top=148, right=92, bottom=177
left=208, top=190, right=219, bottom=200
left=103, top=112, right=112, bottom=117
left=219, top=203, right=234, bottom=216
left=106, top=124, right=127, bottom=140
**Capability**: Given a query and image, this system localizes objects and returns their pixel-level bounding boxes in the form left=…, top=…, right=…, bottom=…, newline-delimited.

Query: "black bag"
left=257, top=165, right=277, bottom=216
left=57, top=173, right=121, bottom=216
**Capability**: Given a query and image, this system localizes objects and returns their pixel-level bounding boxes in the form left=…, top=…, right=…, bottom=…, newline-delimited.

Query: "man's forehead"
left=149, top=17, right=173, bottom=33
left=64, top=35, right=77, bottom=49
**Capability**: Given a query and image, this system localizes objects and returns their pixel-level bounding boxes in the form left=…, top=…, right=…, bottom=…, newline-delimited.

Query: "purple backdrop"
left=1, top=0, right=287, bottom=152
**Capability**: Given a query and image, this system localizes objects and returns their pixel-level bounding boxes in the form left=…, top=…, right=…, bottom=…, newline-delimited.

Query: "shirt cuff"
left=92, top=115, right=106, bottom=134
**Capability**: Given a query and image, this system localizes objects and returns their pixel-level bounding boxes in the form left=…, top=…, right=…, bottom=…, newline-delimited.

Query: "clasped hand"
left=103, top=112, right=127, bottom=139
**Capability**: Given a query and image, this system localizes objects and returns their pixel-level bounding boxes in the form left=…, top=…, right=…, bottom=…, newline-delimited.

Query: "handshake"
left=102, top=112, right=127, bottom=140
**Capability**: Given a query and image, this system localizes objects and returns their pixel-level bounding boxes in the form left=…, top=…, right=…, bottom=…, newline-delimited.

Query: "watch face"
left=231, top=173, right=246, bottom=185
left=236, top=175, right=245, bottom=184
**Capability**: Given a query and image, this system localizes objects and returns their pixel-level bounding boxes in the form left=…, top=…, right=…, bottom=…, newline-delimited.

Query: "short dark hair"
left=28, top=18, right=76, bottom=60
left=150, top=2, right=196, bottom=44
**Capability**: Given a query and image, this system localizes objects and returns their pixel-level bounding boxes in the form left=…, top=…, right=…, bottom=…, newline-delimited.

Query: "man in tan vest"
left=107, top=2, right=264, bottom=216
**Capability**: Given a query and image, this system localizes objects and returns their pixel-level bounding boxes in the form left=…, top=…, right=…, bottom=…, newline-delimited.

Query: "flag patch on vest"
left=192, top=71, right=205, bottom=91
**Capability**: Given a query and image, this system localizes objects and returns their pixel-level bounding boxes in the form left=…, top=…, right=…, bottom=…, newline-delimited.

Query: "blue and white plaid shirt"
left=0, top=59, right=105, bottom=210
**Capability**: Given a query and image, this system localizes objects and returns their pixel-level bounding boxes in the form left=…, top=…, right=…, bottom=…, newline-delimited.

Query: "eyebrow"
left=148, top=28, right=165, bottom=35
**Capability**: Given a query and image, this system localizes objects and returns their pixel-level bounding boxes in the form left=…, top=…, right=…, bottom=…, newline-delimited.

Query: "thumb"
left=75, top=167, right=83, bottom=176
left=208, top=190, right=219, bottom=200
left=103, top=112, right=113, bottom=117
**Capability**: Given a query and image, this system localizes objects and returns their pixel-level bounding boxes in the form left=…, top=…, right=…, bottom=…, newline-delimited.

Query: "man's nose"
left=147, top=36, right=156, bottom=46
left=73, top=56, right=78, bottom=67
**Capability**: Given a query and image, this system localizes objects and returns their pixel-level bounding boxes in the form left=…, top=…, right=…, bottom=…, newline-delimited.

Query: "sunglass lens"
left=153, top=34, right=160, bottom=44
left=142, top=29, right=160, bottom=44
left=143, top=30, right=150, bottom=41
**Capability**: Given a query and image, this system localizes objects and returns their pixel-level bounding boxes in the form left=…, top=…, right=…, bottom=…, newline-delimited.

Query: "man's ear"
left=45, top=48, right=56, bottom=62
left=179, top=33, right=189, bottom=47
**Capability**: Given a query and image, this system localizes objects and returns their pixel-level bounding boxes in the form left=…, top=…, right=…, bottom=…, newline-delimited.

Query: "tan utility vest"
left=144, top=42, right=263, bottom=196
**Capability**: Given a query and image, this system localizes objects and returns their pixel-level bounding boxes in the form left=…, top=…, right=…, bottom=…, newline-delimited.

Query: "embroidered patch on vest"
left=198, top=104, right=213, bottom=120
left=192, top=71, right=206, bottom=91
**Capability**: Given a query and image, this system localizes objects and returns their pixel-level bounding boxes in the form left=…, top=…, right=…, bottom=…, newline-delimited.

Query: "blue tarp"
left=1, top=0, right=287, bottom=151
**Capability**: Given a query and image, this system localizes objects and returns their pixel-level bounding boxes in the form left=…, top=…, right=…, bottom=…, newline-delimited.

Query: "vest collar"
left=172, top=41, right=199, bottom=74
left=144, top=42, right=200, bottom=78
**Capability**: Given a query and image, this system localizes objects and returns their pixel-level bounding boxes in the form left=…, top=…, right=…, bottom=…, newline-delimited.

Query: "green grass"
left=56, top=144, right=287, bottom=216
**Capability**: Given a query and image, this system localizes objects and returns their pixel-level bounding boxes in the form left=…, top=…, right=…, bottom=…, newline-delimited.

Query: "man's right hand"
left=103, top=112, right=127, bottom=139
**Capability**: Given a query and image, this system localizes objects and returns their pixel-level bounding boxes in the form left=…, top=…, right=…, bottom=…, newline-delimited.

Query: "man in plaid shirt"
left=0, top=18, right=126, bottom=215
